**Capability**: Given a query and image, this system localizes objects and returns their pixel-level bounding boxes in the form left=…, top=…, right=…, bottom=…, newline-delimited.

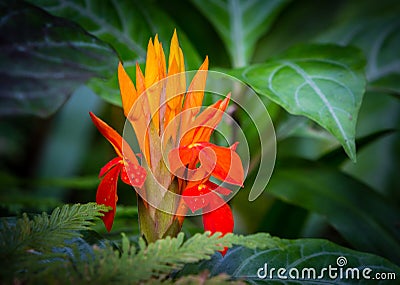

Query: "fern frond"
left=2, top=203, right=280, bottom=285
left=2, top=203, right=108, bottom=253
left=222, top=232, right=284, bottom=250
left=72, top=231, right=280, bottom=284
left=29, top=203, right=108, bottom=247
left=0, top=203, right=109, bottom=281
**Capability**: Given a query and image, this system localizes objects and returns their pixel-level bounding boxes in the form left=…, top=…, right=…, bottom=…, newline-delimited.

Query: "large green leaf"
left=31, top=0, right=201, bottom=105
left=266, top=162, right=400, bottom=264
left=0, top=1, right=117, bottom=117
left=232, top=44, right=366, bottom=161
left=179, top=241, right=400, bottom=284
left=191, top=0, right=290, bottom=67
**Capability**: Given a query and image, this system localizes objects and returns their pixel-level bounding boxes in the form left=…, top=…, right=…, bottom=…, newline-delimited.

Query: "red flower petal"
left=202, top=199, right=234, bottom=235
left=168, top=143, right=201, bottom=174
left=99, top=157, right=122, bottom=178
left=89, top=112, right=124, bottom=157
left=169, top=142, right=244, bottom=187
left=202, top=199, right=234, bottom=256
left=96, top=165, right=121, bottom=232
left=89, top=112, right=141, bottom=167
left=198, top=142, right=244, bottom=186
left=120, top=159, right=147, bottom=188
left=182, top=183, right=212, bottom=212
left=204, top=181, right=232, bottom=196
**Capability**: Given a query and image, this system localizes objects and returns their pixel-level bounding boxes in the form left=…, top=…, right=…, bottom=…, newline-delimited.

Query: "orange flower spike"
left=182, top=56, right=209, bottom=115
left=134, top=63, right=152, bottom=164
left=180, top=93, right=230, bottom=146
left=154, top=36, right=167, bottom=130
left=145, top=38, right=158, bottom=88
left=165, top=57, right=180, bottom=110
left=145, top=37, right=163, bottom=132
left=191, top=93, right=231, bottom=144
left=180, top=57, right=209, bottom=133
left=135, top=63, right=146, bottom=98
left=168, top=30, right=184, bottom=73
left=135, top=63, right=152, bottom=130
left=118, top=63, right=139, bottom=118
left=153, top=35, right=166, bottom=80
left=135, top=62, right=152, bottom=122
left=179, top=47, right=185, bottom=73
left=165, top=31, right=186, bottom=121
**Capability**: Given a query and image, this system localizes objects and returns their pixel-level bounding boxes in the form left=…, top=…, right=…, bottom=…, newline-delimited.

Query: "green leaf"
left=0, top=1, right=118, bottom=117
left=179, top=240, right=400, bottom=284
left=266, top=163, right=400, bottom=264
left=191, top=0, right=290, bottom=67
left=232, top=44, right=366, bottom=161
left=31, top=0, right=201, bottom=105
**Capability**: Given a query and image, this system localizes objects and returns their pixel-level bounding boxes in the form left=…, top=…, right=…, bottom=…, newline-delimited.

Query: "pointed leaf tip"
left=233, top=45, right=365, bottom=162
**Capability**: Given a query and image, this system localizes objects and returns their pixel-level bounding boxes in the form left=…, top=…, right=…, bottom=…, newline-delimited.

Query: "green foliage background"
left=0, top=0, right=399, bottom=283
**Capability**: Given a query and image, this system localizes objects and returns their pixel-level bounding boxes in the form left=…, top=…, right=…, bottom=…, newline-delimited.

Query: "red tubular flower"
left=89, top=112, right=146, bottom=231
left=182, top=181, right=232, bottom=212
left=169, top=142, right=243, bottom=186
left=168, top=93, right=244, bottom=256
left=181, top=180, right=235, bottom=255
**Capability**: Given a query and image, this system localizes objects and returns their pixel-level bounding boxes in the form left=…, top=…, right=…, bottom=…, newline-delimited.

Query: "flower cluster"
left=90, top=30, right=244, bottom=242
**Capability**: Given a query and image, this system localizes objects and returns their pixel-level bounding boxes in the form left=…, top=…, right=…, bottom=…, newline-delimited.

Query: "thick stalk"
left=137, top=178, right=182, bottom=243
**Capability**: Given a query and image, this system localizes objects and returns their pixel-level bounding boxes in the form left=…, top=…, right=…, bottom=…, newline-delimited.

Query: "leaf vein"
left=64, top=1, right=146, bottom=58
left=311, top=75, right=356, bottom=105
left=282, top=61, right=351, bottom=149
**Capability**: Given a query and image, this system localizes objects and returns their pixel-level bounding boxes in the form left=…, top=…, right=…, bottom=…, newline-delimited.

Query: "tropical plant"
left=0, top=0, right=399, bottom=284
